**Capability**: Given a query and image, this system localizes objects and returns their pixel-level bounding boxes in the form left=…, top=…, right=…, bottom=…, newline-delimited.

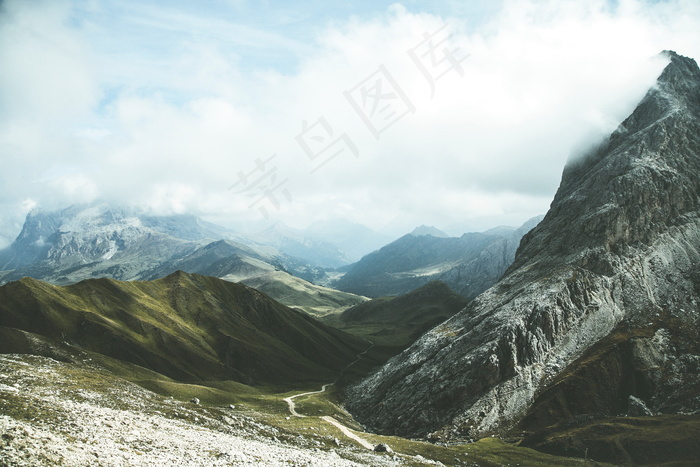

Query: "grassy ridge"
left=0, top=271, right=381, bottom=386
left=323, top=281, right=467, bottom=352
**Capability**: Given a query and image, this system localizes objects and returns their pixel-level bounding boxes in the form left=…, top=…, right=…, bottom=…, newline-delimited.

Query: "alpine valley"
left=1, top=51, right=700, bottom=466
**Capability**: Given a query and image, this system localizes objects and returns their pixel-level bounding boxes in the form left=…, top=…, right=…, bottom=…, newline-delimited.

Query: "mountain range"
left=345, top=51, right=700, bottom=465
left=332, top=216, right=542, bottom=299
left=0, top=205, right=372, bottom=314
left=0, top=203, right=544, bottom=319
left=4, top=51, right=700, bottom=466
left=0, top=271, right=379, bottom=386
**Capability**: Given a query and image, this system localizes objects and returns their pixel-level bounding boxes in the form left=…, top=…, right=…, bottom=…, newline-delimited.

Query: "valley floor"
left=0, top=353, right=612, bottom=467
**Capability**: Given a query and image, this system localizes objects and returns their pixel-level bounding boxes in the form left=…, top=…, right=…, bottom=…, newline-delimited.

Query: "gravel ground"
left=0, top=354, right=406, bottom=466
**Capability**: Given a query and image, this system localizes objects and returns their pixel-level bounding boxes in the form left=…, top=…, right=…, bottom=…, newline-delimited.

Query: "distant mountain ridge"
left=304, top=219, right=393, bottom=263
left=410, top=225, right=449, bottom=238
left=247, top=222, right=351, bottom=268
left=0, top=204, right=370, bottom=315
left=332, top=216, right=542, bottom=299
left=0, top=204, right=200, bottom=283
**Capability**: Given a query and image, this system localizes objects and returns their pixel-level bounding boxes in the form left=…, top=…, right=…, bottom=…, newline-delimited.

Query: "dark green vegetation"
left=521, top=414, right=700, bottom=466
left=0, top=271, right=382, bottom=386
left=513, top=316, right=700, bottom=465
left=324, top=281, right=468, bottom=351
left=0, top=352, right=610, bottom=467
left=0, top=273, right=615, bottom=466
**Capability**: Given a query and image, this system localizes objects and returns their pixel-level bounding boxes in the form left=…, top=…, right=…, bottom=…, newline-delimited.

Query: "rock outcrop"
left=346, top=51, right=700, bottom=440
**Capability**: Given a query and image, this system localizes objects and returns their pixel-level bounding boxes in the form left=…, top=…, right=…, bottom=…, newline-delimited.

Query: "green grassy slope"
left=240, top=270, right=367, bottom=317
left=339, top=281, right=467, bottom=325
left=323, top=281, right=468, bottom=351
left=0, top=271, right=380, bottom=386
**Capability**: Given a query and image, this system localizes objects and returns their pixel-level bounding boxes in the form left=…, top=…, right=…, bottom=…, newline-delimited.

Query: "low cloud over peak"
left=1, top=0, right=698, bottom=244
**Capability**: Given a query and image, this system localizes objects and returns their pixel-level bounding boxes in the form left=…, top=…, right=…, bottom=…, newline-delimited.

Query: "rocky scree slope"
left=346, top=51, right=700, bottom=441
left=0, top=353, right=404, bottom=467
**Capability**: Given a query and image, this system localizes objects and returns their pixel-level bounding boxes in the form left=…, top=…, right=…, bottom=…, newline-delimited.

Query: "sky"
left=1, top=0, right=699, bottom=246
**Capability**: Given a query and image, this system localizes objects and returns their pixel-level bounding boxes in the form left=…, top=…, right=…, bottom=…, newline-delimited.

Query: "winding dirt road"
left=321, top=416, right=375, bottom=450
left=283, top=383, right=333, bottom=418
left=283, top=343, right=377, bottom=451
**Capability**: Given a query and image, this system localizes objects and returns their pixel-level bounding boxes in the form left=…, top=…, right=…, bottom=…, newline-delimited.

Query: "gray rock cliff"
left=346, top=51, right=700, bottom=439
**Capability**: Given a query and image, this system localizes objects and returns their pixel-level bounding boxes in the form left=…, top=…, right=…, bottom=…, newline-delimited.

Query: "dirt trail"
left=284, top=383, right=332, bottom=418
left=283, top=343, right=378, bottom=450
left=321, top=416, right=375, bottom=450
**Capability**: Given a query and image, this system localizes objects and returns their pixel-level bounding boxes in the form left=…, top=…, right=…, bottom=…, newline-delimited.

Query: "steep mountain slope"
left=327, top=281, right=468, bottom=351
left=142, top=239, right=279, bottom=281
left=346, top=51, right=700, bottom=447
left=333, top=217, right=541, bottom=299
left=340, top=281, right=466, bottom=327
left=0, top=271, right=375, bottom=385
left=0, top=205, right=233, bottom=284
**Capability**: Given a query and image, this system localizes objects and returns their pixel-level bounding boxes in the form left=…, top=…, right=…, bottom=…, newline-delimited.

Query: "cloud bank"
left=1, top=0, right=699, bottom=245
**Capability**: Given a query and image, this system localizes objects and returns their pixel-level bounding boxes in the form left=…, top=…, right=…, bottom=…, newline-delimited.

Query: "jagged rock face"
left=437, top=216, right=542, bottom=299
left=0, top=205, right=200, bottom=283
left=346, top=51, right=700, bottom=439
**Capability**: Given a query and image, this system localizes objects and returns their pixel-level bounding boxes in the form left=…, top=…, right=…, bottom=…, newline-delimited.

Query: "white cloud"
left=0, top=0, right=699, bottom=241
left=0, top=0, right=97, bottom=123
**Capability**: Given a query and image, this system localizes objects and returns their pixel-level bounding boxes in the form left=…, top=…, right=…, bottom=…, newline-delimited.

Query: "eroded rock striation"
left=346, top=51, right=700, bottom=440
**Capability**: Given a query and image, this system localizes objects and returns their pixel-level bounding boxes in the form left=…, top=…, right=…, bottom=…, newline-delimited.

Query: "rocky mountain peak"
left=512, top=50, right=700, bottom=275
left=346, top=51, right=700, bottom=441
left=410, top=225, right=449, bottom=238
left=657, top=50, right=700, bottom=102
